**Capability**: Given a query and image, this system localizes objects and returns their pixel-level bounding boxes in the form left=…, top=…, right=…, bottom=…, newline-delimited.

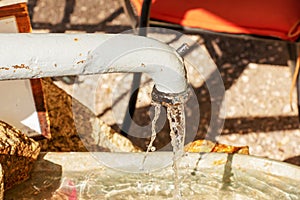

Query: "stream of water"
left=142, top=91, right=188, bottom=199
left=141, top=102, right=161, bottom=170
left=166, top=102, right=186, bottom=199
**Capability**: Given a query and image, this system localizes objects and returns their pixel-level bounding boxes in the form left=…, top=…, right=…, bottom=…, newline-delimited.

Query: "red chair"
left=123, top=0, right=300, bottom=120
left=129, top=0, right=300, bottom=41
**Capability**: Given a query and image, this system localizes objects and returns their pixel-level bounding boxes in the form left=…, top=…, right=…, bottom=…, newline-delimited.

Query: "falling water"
left=166, top=102, right=186, bottom=199
left=145, top=86, right=189, bottom=199
left=141, top=99, right=186, bottom=184
left=141, top=102, right=161, bottom=169
left=141, top=100, right=186, bottom=198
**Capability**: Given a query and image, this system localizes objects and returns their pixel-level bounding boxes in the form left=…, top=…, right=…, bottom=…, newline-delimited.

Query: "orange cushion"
left=131, top=0, right=300, bottom=41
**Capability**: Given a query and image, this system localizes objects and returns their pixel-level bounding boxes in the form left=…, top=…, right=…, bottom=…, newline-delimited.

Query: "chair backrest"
left=131, top=0, right=300, bottom=41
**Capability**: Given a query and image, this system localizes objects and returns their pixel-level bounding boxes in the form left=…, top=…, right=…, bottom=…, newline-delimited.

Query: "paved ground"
left=28, top=0, right=300, bottom=166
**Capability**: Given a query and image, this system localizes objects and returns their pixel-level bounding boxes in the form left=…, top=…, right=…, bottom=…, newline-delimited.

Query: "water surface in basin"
left=4, top=152, right=300, bottom=199
left=60, top=154, right=300, bottom=200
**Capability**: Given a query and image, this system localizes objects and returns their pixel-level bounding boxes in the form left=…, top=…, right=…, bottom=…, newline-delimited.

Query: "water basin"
left=5, top=152, right=300, bottom=199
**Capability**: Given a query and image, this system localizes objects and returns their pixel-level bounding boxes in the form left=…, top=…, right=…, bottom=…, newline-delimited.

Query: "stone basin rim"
left=39, top=152, right=300, bottom=179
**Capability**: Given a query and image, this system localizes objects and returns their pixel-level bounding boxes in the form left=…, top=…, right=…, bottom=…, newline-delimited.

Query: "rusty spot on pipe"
left=76, top=60, right=85, bottom=64
left=74, top=38, right=79, bottom=42
left=141, top=63, right=145, bottom=67
left=12, top=64, right=30, bottom=69
left=0, top=67, right=9, bottom=70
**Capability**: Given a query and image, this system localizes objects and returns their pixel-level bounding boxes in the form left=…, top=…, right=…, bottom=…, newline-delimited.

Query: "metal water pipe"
left=0, top=33, right=187, bottom=95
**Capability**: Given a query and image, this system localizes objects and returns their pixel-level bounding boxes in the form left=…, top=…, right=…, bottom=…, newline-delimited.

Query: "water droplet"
left=150, top=146, right=156, bottom=152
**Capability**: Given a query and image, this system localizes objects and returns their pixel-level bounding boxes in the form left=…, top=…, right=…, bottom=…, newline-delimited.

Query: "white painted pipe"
left=0, top=33, right=187, bottom=94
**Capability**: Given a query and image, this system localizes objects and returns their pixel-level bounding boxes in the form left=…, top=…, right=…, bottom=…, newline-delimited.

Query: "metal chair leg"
left=287, top=42, right=300, bottom=122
